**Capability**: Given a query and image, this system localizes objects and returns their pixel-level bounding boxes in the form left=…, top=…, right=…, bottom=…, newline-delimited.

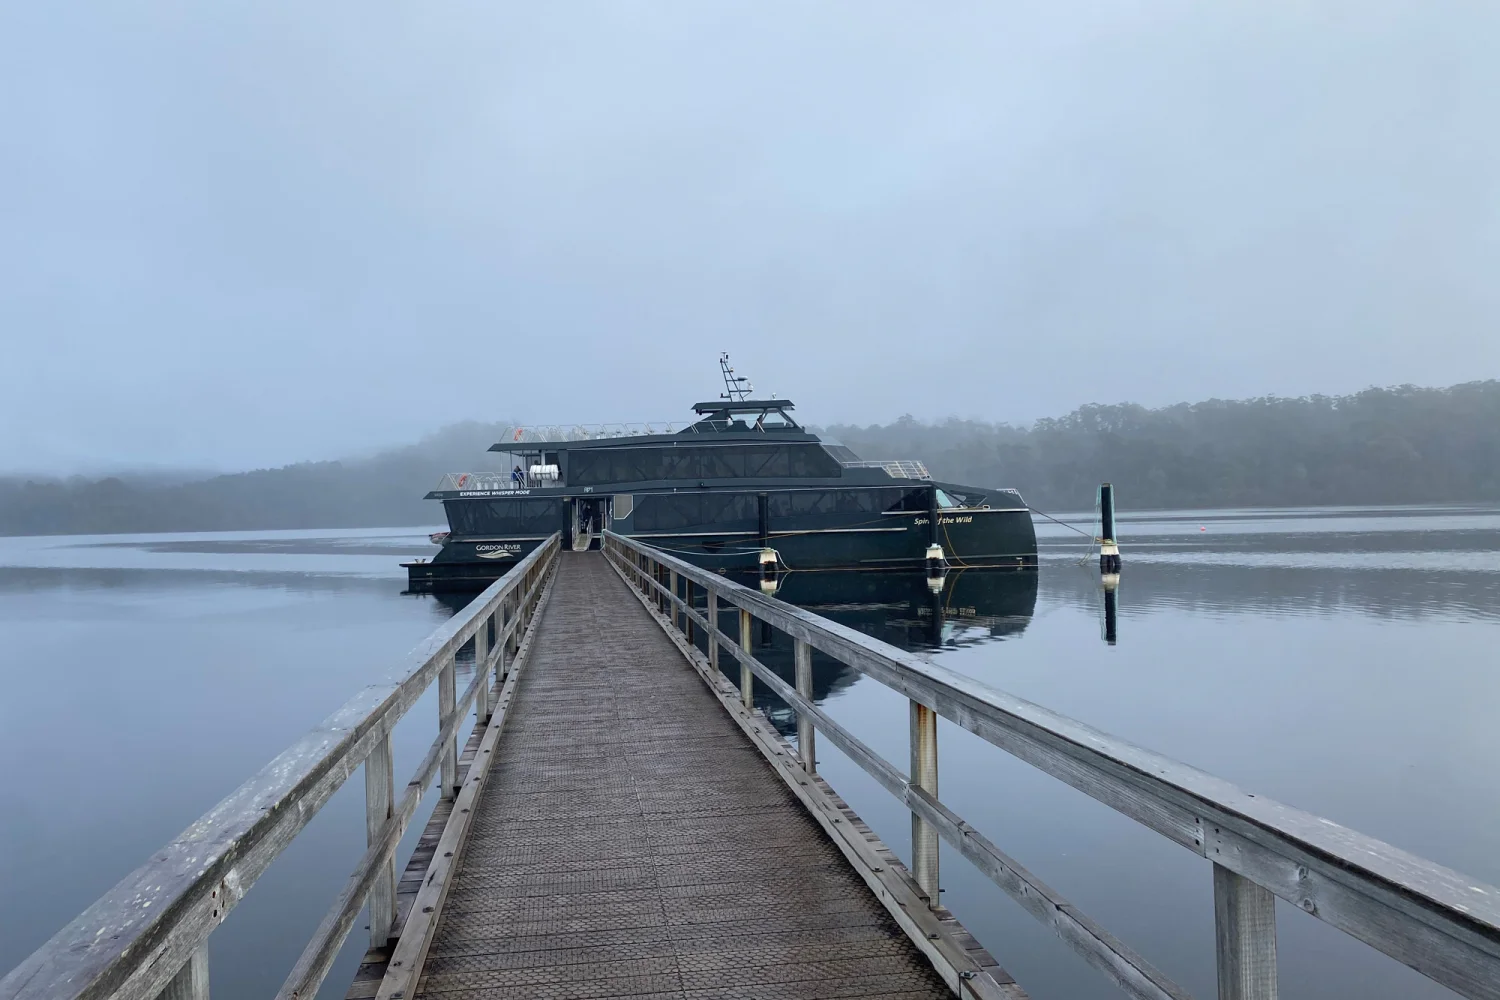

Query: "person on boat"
left=511, top=465, right=523, bottom=487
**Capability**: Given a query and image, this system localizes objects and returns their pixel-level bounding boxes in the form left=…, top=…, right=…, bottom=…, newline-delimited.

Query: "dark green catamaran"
left=404, top=357, right=1037, bottom=592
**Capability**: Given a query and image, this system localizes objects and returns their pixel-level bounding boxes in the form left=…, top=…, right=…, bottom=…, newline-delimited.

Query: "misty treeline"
left=0, top=422, right=513, bottom=536
left=2, top=382, right=1497, bottom=536
left=826, top=381, right=1500, bottom=510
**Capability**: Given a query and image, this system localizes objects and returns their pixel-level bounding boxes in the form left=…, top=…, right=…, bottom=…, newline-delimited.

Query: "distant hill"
left=0, top=421, right=513, bottom=536
left=823, top=381, right=1500, bottom=510
left=2, top=382, right=1497, bottom=536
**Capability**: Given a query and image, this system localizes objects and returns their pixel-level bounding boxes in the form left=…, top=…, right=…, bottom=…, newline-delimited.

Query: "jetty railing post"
left=364, top=733, right=396, bottom=948
left=684, top=580, right=695, bottom=644
left=475, top=614, right=491, bottom=722
left=707, top=591, right=719, bottom=676
left=795, top=638, right=815, bottom=774
left=519, top=569, right=530, bottom=634
left=502, top=594, right=513, bottom=657
left=909, top=700, right=939, bottom=905
left=156, top=943, right=208, bottom=1000
left=738, top=608, right=753, bottom=709
left=498, top=617, right=509, bottom=682
left=438, top=654, right=457, bottom=799
left=1214, top=864, right=1278, bottom=1000
left=669, top=569, right=679, bottom=630
left=514, top=577, right=525, bottom=646
left=520, top=568, right=531, bottom=634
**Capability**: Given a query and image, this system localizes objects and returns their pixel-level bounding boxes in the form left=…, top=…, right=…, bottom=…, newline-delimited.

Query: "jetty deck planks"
left=406, top=552, right=953, bottom=1000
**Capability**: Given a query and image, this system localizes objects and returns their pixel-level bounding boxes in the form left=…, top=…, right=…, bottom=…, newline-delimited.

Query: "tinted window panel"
left=445, top=498, right=560, bottom=534
left=886, top=489, right=931, bottom=512
left=570, top=443, right=838, bottom=485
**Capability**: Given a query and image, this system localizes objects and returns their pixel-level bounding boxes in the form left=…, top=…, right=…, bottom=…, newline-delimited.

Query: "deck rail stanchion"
left=1214, top=865, right=1278, bottom=1000
left=365, top=733, right=397, bottom=948
left=599, top=530, right=1500, bottom=1000
left=668, top=569, right=678, bottom=630
left=438, top=653, right=458, bottom=799
left=738, top=608, right=753, bottom=709
left=475, top=615, right=491, bottom=723
left=794, top=638, right=815, bottom=775
left=707, top=591, right=720, bottom=676
left=156, top=945, right=208, bottom=1000
left=909, top=700, right=939, bottom=906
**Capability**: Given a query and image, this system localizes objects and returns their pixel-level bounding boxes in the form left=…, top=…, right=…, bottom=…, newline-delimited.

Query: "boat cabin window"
left=634, top=492, right=759, bottom=531
left=886, top=489, right=929, bottom=512
left=445, top=497, right=562, bottom=535
left=884, top=488, right=959, bottom=512
left=753, top=408, right=795, bottom=430
left=568, top=444, right=840, bottom=486
left=767, top=489, right=885, bottom=518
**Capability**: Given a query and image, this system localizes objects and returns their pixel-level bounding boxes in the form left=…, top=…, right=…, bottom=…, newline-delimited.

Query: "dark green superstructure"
left=404, top=391, right=1037, bottom=592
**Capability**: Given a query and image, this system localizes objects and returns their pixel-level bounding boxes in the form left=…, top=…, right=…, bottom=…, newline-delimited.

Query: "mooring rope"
left=1026, top=506, right=1094, bottom=537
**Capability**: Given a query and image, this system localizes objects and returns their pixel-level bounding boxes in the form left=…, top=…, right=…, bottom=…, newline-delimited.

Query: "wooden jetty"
left=5, top=532, right=1500, bottom=1000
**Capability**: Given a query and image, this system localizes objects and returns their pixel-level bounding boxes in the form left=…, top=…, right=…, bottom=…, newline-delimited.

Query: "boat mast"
left=719, top=353, right=753, bottom=403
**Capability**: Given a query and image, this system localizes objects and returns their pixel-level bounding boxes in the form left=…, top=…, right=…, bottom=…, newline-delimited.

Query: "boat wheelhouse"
left=403, top=360, right=1037, bottom=592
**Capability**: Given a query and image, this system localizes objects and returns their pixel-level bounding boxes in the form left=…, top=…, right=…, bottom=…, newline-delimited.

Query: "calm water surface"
left=2, top=506, right=1497, bottom=999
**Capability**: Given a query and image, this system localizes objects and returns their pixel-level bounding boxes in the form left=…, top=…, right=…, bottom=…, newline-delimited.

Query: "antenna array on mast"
left=719, top=353, right=753, bottom=402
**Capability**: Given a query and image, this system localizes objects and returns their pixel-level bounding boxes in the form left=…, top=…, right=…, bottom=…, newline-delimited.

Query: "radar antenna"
left=719, top=353, right=753, bottom=402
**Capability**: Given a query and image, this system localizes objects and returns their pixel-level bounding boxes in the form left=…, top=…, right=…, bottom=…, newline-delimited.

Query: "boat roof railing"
left=690, top=399, right=795, bottom=414
left=488, top=410, right=806, bottom=452
left=840, top=459, right=932, bottom=480
left=489, top=423, right=687, bottom=448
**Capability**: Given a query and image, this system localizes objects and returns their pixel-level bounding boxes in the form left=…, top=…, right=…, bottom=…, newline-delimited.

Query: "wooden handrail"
left=603, top=530, right=1500, bottom=1000
left=0, top=535, right=561, bottom=1000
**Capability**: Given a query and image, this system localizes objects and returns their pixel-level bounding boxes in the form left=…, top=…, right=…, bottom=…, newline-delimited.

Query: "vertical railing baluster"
left=909, top=700, right=939, bottom=906
left=365, top=734, right=396, bottom=948
left=475, top=614, right=491, bottom=722
left=669, top=569, right=678, bottom=630
left=522, top=569, right=534, bottom=632
left=498, top=592, right=510, bottom=682
left=795, top=638, right=815, bottom=774
left=498, top=620, right=509, bottom=683
left=1214, top=865, right=1278, bottom=1000
left=685, top=580, right=695, bottom=644
left=438, top=654, right=457, bottom=799
left=157, top=943, right=209, bottom=1000
left=738, top=608, right=753, bottom=709
left=707, top=591, right=719, bottom=677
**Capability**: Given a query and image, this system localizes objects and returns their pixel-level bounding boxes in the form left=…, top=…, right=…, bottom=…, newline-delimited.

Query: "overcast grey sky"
left=2, top=2, right=1497, bottom=473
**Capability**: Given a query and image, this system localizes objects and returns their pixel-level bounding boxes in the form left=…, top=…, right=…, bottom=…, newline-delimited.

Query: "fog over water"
left=3, top=3, right=1498, bottom=472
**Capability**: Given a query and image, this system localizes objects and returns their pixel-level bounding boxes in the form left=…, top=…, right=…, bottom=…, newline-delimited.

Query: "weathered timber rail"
left=603, top=530, right=1500, bottom=1000
left=6, top=529, right=1500, bottom=1000
left=0, top=535, right=561, bottom=1000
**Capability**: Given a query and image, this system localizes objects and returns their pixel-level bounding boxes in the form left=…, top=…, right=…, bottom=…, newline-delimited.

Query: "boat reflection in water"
left=429, top=565, right=1038, bottom=739
left=707, top=568, right=1038, bottom=739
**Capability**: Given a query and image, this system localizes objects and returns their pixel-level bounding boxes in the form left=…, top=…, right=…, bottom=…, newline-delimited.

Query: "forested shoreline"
left=3, top=382, right=1496, bottom=536
left=827, top=381, right=1500, bottom=510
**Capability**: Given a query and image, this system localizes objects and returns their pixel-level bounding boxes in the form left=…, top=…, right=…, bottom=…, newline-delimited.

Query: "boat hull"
left=402, top=536, right=547, bottom=593
left=404, top=507, right=1036, bottom=592
left=634, top=507, right=1036, bottom=572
